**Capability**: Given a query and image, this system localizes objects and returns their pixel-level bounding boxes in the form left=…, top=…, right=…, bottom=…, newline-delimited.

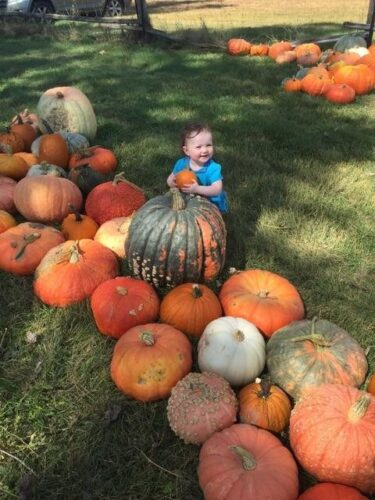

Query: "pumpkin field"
left=0, top=11, right=375, bottom=500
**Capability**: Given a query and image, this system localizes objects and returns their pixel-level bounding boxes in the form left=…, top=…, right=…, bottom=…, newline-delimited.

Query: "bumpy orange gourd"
left=295, top=43, right=321, bottom=59
left=175, top=170, right=198, bottom=189
left=160, top=283, right=222, bottom=337
left=198, top=424, right=299, bottom=500
left=239, top=378, right=292, bottom=433
left=0, top=222, right=64, bottom=275
left=34, top=239, right=118, bottom=307
left=61, top=204, right=98, bottom=240
left=38, top=133, right=69, bottom=168
left=219, top=269, right=305, bottom=337
left=110, top=323, right=192, bottom=402
left=250, top=44, right=269, bottom=56
left=227, top=38, right=251, bottom=55
left=68, top=146, right=117, bottom=174
left=268, top=41, right=293, bottom=59
left=297, top=482, right=368, bottom=500
left=290, top=384, right=375, bottom=493
left=91, top=276, right=160, bottom=339
left=0, top=209, right=16, bottom=234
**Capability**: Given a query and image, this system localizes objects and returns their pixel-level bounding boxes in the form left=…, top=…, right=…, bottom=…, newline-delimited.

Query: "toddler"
left=167, top=122, right=228, bottom=213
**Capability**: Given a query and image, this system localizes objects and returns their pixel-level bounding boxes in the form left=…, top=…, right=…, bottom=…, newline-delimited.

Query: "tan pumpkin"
left=94, top=215, right=134, bottom=258
left=37, top=86, right=97, bottom=141
left=14, top=176, right=82, bottom=223
left=275, top=50, right=297, bottom=64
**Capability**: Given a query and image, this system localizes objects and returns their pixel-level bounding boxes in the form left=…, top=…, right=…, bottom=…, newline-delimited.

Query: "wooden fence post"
left=135, top=0, right=151, bottom=37
left=367, top=0, right=375, bottom=24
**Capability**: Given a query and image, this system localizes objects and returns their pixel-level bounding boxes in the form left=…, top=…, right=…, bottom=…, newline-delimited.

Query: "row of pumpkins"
left=1, top=86, right=375, bottom=499
left=227, top=34, right=375, bottom=104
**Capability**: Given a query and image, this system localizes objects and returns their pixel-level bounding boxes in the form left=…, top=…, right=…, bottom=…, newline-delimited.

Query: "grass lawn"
left=0, top=15, right=375, bottom=500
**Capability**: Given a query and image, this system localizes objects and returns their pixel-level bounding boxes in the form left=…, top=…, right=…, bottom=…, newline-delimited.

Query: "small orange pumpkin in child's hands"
left=175, top=170, right=197, bottom=189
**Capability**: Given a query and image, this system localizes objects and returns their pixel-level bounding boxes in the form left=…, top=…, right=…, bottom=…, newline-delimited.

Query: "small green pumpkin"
left=68, top=166, right=112, bottom=195
left=58, top=131, right=90, bottom=154
left=27, top=162, right=67, bottom=178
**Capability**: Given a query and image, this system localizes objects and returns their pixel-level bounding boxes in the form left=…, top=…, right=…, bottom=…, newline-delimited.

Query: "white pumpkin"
left=197, top=316, right=266, bottom=386
left=346, top=47, right=370, bottom=57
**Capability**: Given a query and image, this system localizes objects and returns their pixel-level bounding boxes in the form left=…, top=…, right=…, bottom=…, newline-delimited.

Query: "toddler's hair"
left=180, top=122, right=212, bottom=149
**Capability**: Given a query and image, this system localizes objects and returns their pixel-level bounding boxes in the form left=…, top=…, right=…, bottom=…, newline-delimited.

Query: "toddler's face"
left=183, top=130, right=214, bottom=167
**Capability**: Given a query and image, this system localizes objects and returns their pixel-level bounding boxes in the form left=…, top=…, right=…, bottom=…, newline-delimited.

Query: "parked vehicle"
left=3, top=0, right=132, bottom=17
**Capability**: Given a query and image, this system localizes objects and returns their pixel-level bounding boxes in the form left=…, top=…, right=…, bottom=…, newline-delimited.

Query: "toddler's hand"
left=167, top=173, right=177, bottom=188
left=181, top=181, right=199, bottom=194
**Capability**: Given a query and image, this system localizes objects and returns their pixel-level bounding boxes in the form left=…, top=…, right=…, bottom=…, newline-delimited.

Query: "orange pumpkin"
left=282, top=77, right=302, bottom=92
left=290, top=384, right=375, bottom=493
left=68, top=146, right=117, bottom=174
left=368, top=43, right=375, bottom=57
left=333, top=64, right=374, bottom=94
left=110, top=323, right=192, bottom=401
left=268, top=41, right=293, bottom=59
left=219, top=269, right=305, bottom=338
left=294, top=43, right=321, bottom=58
left=297, top=52, right=321, bottom=67
left=61, top=204, right=98, bottom=240
left=94, top=215, right=134, bottom=258
left=307, top=65, right=330, bottom=77
left=10, top=109, right=40, bottom=134
left=0, top=176, right=17, bottom=212
left=0, top=132, right=25, bottom=153
left=160, top=283, right=222, bottom=338
left=275, top=50, right=297, bottom=64
left=298, top=482, right=368, bottom=500
left=367, top=373, right=375, bottom=396
left=91, top=276, right=160, bottom=339
left=10, top=122, right=37, bottom=152
left=14, top=176, right=82, bottom=223
left=239, top=378, right=292, bottom=433
left=355, top=54, right=375, bottom=72
left=13, top=152, right=39, bottom=168
left=0, top=209, right=16, bottom=234
left=325, top=83, right=356, bottom=104
left=227, top=38, right=251, bottom=55
left=301, top=73, right=333, bottom=96
left=0, top=154, right=29, bottom=180
left=198, top=424, right=299, bottom=500
left=328, top=51, right=361, bottom=65
left=175, top=170, right=198, bottom=189
left=250, top=44, right=269, bottom=56
left=34, top=239, right=119, bottom=307
left=0, top=222, right=65, bottom=275
left=38, top=133, right=69, bottom=168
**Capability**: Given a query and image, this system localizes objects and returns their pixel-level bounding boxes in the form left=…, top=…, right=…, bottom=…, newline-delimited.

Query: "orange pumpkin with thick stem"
left=0, top=154, right=29, bottom=179
left=160, top=283, right=222, bottom=338
left=91, top=276, right=160, bottom=339
left=227, top=38, right=251, bottom=55
left=14, top=176, right=83, bottom=223
left=0, top=176, right=17, bottom=212
left=68, top=146, right=117, bottom=174
left=34, top=239, right=119, bottom=307
left=268, top=41, right=293, bottom=59
left=110, top=323, right=192, bottom=402
left=333, top=64, right=374, bottom=94
left=219, top=269, right=304, bottom=338
left=61, top=204, right=98, bottom=240
left=38, top=133, right=69, bottom=168
left=0, top=222, right=65, bottom=275
left=94, top=215, right=134, bottom=258
left=85, top=173, right=146, bottom=225
left=239, top=377, right=292, bottom=433
left=198, top=423, right=299, bottom=500
left=290, top=384, right=375, bottom=493
left=175, top=170, right=197, bottom=189
left=298, top=482, right=368, bottom=500
left=0, top=209, right=16, bottom=234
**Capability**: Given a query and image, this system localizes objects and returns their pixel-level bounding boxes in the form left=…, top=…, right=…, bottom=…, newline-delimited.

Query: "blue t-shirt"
left=172, top=157, right=229, bottom=213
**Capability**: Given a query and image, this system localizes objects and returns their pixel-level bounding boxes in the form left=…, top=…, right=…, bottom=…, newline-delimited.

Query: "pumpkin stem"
left=192, top=284, right=203, bottom=298
left=293, top=319, right=332, bottom=349
left=112, top=174, right=144, bottom=194
left=68, top=203, right=82, bottom=222
left=56, top=91, right=65, bottom=99
left=234, top=330, right=245, bottom=342
left=348, top=394, right=371, bottom=422
left=257, top=289, right=270, bottom=299
left=257, top=377, right=272, bottom=398
left=69, top=242, right=81, bottom=264
left=170, top=188, right=186, bottom=210
left=229, top=446, right=257, bottom=471
left=116, top=286, right=128, bottom=296
left=139, top=331, right=155, bottom=346
left=15, top=232, right=41, bottom=260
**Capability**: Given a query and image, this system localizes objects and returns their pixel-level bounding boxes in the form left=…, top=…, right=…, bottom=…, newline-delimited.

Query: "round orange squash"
left=282, top=77, right=302, bottom=92
left=91, top=276, right=160, bottom=339
left=34, top=239, right=119, bottom=307
left=38, top=133, right=69, bottom=168
left=61, top=204, right=98, bottom=240
left=0, top=209, right=17, bottom=234
left=160, top=283, right=222, bottom=338
left=0, top=222, right=65, bottom=275
left=227, top=38, right=251, bottom=55
left=333, top=64, right=374, bottom=95
left=290, top=384, right=375, bottom=493
left=298, top=482, right=368, bottom=500
left=110, top=323, right=192, bottom=402
left=0, top=132, right=25, bottom=154
left=14, top=176, right=83, bottom=223
left=175, top=170, right=198, bottom=189
left=268, top=41, right=293, bottom=59
left=325, top=83, right=356, bottom=104
left=68, top=146, right=117, bottom=174
left=295, top=43, right=321, bottom=59
left=219, top=269, right=305, bottom=338
left=94, top=215, right=134, bottom=258
left=301, top=73, right=333, bottom=96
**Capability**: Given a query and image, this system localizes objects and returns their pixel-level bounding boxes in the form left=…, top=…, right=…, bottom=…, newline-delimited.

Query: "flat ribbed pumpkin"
left=34, top=239, right=118, bottom=307
left=266, top=318, right=368, bottom=400
left=126, top=189, right=226, bottom=288
left=219, top=269, right=304, bottom=338
left=290, top=384, right=375, bottom=493
left=90, top=276, right=160, bottom=339
left=0, top=222, right=64, bottom=275
left=37, top=86, right=97, bottom=142
left=85, top=174, right=146, bottom=225
left=14, top=176, right=82, bottom=223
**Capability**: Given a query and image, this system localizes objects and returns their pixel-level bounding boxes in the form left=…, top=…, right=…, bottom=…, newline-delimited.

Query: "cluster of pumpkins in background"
left=1, top=86, right=375, bottom=500
left=227, top=34, right=375, bottom=104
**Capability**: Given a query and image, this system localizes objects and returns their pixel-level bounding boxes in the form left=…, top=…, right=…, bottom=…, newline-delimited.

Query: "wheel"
left=104, top=0, right=124, bottom=17
left=30, top=0, right=54, bottom=21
